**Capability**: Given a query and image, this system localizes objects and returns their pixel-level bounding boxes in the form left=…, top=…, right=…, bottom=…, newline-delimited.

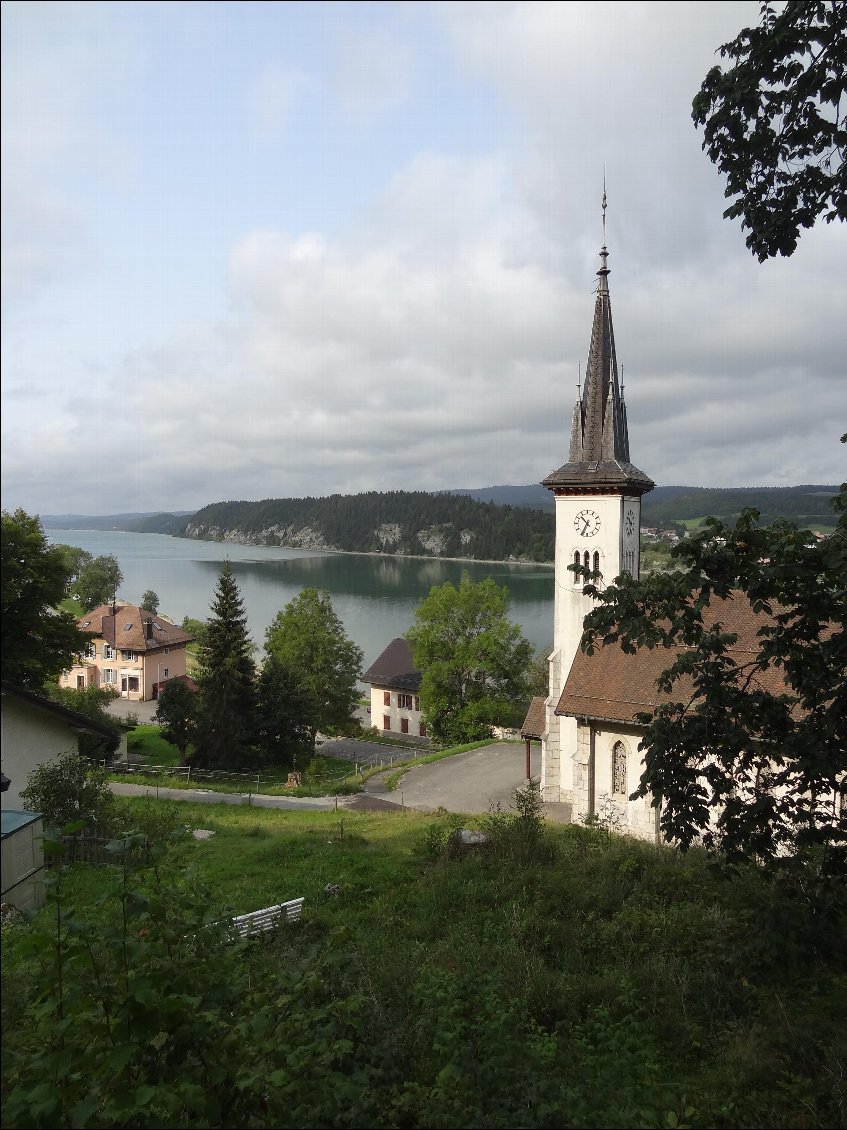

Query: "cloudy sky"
left=2, top=1, right=844, bottom=517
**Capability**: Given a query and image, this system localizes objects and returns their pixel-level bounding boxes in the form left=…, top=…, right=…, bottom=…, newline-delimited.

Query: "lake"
left=46, top=529, right=555, bottom=673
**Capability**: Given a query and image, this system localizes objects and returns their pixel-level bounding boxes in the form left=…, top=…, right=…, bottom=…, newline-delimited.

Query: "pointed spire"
left=568, top=183, right=628, bottom=463
left=543, top=184, right=654, bottom=497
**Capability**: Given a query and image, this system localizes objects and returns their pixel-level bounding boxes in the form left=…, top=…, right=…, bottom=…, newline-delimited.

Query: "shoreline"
left=49, top=526, right=554, bottom=569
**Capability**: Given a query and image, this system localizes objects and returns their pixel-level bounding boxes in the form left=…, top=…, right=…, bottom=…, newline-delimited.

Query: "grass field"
left=4, top=796, right=844, bottom=1129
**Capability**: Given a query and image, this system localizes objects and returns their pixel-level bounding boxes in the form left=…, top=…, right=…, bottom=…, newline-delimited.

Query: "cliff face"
left=180, top=492, right=555, bottom=562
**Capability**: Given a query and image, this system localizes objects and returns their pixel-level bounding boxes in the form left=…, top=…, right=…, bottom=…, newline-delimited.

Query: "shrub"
left=20, top=750, right=115, bottom=833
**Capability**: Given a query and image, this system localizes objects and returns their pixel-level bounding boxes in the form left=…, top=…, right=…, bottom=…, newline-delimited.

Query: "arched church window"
left=583, top=550, right=590, bottom=571
left=593, top=550, right=601, bottom=579
left=573, top=550, right=581, bottom=581
left=612, top=741, right=627, bottom=795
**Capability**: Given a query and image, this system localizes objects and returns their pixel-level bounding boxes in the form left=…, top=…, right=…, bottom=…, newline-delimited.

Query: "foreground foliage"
left=3, top=799, right=845, bottom=1129
left=693, top=0, right=846, bottom=259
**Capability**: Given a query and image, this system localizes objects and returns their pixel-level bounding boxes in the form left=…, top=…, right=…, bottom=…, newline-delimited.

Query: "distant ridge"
left=450, top=483, right=840, bottom=527
left=40, top=482, right=840, bottom=552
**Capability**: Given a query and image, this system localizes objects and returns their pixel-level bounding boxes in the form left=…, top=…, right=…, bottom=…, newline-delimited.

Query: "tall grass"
left=5, top=796, right=844, bottom=1128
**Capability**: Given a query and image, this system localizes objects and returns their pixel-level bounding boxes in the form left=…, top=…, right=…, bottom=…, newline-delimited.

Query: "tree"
left=265, top=588, right=363, bottom=746
left=255, top=653, right=314, bottom=767
left=20, top=749, right=115, bottom=832
left=1, top=509, right=92, bottom=691
left=155, top=678, right=197, bottom=766
left=579, top=478, right=846, bottom=876
left=53, top=544, right=94, bottom=588
left=73, top=554, right=124, bottom=611
left=140, top=589, right=160, bottom=614
left=527, top=647, right=552, bottom=700
left=693, top=1, right=847, bottom=260
left=407, top=573, right=533, bottom=746
left=193, top=562, right=256, bottom=769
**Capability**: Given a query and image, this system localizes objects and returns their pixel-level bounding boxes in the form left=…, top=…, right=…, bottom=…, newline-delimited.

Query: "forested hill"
left=182, top=492, right=555, bottom=562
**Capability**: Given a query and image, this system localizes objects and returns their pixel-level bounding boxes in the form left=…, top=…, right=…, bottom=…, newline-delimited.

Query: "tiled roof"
left=521, top=695, right=547, bottom=739
left=79, top=604, right=194, bottom=653
left=556, top=593, right=788, bottom=725
left=362, top=638, right=422, bottom=692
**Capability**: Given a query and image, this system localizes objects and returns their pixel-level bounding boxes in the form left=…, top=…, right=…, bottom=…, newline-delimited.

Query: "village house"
left=59, top=603, right=194, bottom=702
left=362, top=638, right=427, bottom=739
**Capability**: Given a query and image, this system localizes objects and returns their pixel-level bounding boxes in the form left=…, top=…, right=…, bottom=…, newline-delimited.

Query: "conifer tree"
left=255, top=653, right=314, bottom=768
left=193, top=562, right=256, bottom=769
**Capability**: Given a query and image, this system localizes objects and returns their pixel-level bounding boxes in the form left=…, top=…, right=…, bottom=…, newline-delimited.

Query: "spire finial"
left=597, top=171, right=610, bottom=289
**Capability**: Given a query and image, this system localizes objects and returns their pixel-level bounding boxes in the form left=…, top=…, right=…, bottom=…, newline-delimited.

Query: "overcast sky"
left=2, top=1, right=844, bottom=517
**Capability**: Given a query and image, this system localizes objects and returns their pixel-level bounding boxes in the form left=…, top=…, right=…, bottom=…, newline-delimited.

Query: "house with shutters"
left=362, top=638, right=428, bottom=739
left=58, top=603, right=194, bottom=702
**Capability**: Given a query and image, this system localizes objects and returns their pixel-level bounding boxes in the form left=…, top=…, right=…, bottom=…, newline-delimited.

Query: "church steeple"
left=543, top=189, right=653, bottom=496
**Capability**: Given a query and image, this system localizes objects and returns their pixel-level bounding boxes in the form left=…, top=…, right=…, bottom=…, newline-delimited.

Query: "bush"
left=20, top=750, right=115, bottom=833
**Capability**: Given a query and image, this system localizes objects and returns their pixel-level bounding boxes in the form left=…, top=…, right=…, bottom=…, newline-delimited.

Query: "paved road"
left=377, top=742, right=540, bottom=814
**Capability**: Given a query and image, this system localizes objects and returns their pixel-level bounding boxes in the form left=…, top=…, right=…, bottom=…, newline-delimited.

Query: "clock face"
left=574, top=509, right=601, bottom=538
left=624, top=509, right=636, bottom=537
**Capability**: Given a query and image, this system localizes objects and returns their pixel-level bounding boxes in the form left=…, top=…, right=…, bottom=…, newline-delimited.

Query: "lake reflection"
left=46, top=530, right=554, bottom=671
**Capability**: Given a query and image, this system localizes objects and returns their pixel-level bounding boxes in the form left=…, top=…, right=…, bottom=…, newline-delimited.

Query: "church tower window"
left=593, top=550, right=602, bottom=579
left=612, top=741, right=627, bottom=795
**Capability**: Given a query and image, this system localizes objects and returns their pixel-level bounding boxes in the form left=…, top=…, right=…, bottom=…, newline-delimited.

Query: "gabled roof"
left=556, top=594, right=788, bottom=726
left=362, top=638, right=422, bottom=692
left=521, top=695, right=547, bottom=740
left=78, top=604, right=193, bottom=652
left=1, top=681, right=117, bottom=740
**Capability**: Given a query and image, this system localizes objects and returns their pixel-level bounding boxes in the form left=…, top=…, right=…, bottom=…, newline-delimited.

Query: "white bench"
left=230, top=897, right=304, bottom=939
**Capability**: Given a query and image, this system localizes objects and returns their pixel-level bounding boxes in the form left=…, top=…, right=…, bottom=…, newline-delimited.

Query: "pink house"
left=59, top=603, right=194, bottom=702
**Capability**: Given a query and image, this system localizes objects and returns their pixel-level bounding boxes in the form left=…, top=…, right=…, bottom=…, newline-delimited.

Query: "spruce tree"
left=193, top=562, right=256, bottom=769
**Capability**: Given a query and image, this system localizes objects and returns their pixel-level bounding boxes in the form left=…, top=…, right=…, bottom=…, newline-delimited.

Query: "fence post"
left=257, top=773, right=260, bottom=795
left=187, top=765, right=191, bottom=782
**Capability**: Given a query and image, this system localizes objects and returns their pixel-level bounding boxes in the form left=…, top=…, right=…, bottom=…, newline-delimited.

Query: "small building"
left=59, top=603, right=194, bottom=702
left=1, top=810, right=45, bottom=912
left=1, top=682, right=120, bottom=809
left=362, top=638, right=427, bottom=739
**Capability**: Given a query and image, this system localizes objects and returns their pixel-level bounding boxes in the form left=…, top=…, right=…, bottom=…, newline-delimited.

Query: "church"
left=522, top=202, right=777, bottom=842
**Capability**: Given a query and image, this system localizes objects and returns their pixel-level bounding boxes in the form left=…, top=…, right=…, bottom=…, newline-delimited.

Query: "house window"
left=102, top=668, right=117, bottom=685
left=383, top=715, right=390, bottom=731
left=383, top=690, right=391, bottom=706
left=121, top=650, right=137, bottom=662
left=162, top=668, right=169, bottom=680
left=612, top=742, right=627, bottom=795
left=102, top=644, right=115, bottom=660
left=84, top=643, right=96, bottom=660
left=164, top=647, right=170, bottom=654
left=398, top=693, right=413, bottom=710
left=401, top=718, right=409, bottom=734
left=419, top=721, right=427, bottom=737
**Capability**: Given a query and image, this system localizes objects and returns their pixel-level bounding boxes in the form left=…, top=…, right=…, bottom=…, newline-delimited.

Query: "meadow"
left=2, top=792, right=845, bottom=1129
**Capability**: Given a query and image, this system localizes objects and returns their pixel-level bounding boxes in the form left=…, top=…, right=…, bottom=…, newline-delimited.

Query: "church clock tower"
left=540, top=194, right=654, bottom=804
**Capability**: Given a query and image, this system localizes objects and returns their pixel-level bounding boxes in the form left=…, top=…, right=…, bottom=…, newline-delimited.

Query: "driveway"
left=349, top=742, right=554, bottom=817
